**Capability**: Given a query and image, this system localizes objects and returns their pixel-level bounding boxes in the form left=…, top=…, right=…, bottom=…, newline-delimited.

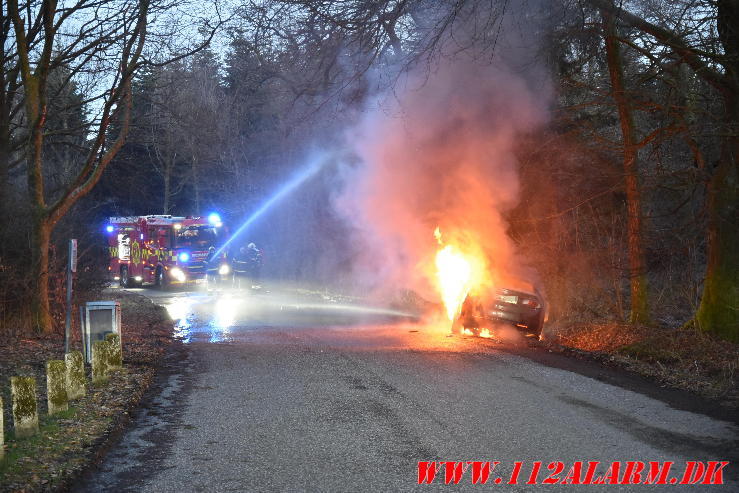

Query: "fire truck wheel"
left=120, top=266, right=131, bottom=288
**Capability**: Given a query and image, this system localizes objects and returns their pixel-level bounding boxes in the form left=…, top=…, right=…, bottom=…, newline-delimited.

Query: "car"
left=452, top=279, right=547, bottom=338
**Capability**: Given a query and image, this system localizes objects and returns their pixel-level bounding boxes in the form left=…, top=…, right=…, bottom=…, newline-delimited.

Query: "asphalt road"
left=79, top=284, right=738, bottom=492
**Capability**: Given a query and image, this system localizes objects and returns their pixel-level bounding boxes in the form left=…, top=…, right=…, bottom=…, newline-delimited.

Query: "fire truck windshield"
left=175, top=226, right=219, bottom=248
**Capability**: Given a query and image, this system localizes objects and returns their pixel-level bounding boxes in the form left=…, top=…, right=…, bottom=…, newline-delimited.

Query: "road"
left=79, top=284, right=738, bottom=492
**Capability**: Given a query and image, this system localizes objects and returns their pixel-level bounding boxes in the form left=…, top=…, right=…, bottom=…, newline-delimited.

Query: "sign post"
left=65, top=239, right=77, bottom=354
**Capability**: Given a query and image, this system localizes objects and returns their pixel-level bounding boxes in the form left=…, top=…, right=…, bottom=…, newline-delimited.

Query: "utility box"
left=82, top=301, right=121, bottom=364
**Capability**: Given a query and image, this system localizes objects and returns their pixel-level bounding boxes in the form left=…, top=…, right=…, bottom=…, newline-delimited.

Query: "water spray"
left=213, top=156, right=326, bottom=258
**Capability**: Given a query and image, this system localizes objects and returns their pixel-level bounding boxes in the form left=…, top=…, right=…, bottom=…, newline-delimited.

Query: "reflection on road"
left=165, top=295, right=199, bottom=343
left=159, top=286, right=422, bottom=345
left=142, top=283, right=534, bottom=351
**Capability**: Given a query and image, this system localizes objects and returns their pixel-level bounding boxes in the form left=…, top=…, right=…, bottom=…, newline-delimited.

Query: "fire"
left=459, top=328, right=492, bottom=338
left=434, top=227, right=473, bottom=321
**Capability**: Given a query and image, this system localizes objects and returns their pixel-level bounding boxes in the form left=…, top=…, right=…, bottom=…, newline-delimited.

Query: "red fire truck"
left=105, top=214, right=229, bottom=287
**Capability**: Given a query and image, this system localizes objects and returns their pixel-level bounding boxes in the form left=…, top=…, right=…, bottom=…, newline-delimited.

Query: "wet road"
left=80, top=285, right=738, bottom=492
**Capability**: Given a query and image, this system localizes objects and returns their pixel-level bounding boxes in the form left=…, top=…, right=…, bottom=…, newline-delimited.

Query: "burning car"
left=452, top=280, right=546, bottom=338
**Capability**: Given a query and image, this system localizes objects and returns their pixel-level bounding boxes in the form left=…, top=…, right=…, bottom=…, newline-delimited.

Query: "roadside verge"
left=541, top=323, right=738, bottom=413
left=0, top=290, right=174, bottom=491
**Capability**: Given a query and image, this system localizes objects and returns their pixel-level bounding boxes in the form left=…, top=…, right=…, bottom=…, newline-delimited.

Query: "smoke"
left=334, top=11, right=551, bottom=304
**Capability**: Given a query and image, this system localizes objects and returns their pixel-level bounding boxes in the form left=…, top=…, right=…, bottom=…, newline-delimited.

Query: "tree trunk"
left=696, top=0, right=739, bottom=341
left=0, top=135, right=9, bottom=216
left=696, top=96, right=739, bottom=341
left=27, top=87, right=52, bottom=333
left=0, top=7, right=12, bottom=216
left=0, top=81, right=11, bottom=213
left=163, top=170, right=171, bottom=214
left=163, top=149, right=172, bottom=214
left=192, top=153, right=200, bottom=212
left=162, top=150, right=177, bottom=214
left=30, top=215, right=53, bottom=332
left=603, top=10, right=650, bottom=324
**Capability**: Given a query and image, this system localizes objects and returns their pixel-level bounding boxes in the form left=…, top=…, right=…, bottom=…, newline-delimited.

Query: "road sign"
left=69, top=239, right=77, bottom=273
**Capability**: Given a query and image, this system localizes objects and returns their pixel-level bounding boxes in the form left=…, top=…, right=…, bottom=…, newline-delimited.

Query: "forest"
left=0, top=0, right=737, bottom=343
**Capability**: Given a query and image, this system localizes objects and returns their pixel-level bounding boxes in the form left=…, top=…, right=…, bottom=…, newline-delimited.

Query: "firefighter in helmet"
left=232, top=242, right=262, bottom=289
left=205, top=246, right=220, bottom=287
left=246, top=242, right=263, bottom=286
left=231, top=245, right=250, bottom=289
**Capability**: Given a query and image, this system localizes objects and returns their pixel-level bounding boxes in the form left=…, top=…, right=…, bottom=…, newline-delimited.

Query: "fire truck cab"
left=106, top=214, right=228, bottom=287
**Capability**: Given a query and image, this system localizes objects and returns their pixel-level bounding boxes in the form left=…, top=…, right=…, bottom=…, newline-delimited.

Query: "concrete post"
left=11, top=376, right=39, bottom=438
left=46, top=360, right=69, bottom=415
left=65, top=351, right=86, bottom=400
left=91, top=341, right=109, bottom=386
left=106, top=333, right=123, bottom=370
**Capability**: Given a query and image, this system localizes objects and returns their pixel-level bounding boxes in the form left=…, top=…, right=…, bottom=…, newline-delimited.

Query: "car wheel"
left=120, top=266, right=131, bottom=288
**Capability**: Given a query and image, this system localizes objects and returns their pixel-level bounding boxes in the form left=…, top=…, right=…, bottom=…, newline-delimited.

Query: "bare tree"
left=0, top=1, right=26, bottom=209
left=6, top=0, right=222, bottom=333
left=589, top=0, right=738, bottom=340
left=602, top=6, right=650, bottom=323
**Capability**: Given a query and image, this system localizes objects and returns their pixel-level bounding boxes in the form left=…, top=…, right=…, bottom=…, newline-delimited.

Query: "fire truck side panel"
left=108, top=224, right=141, bottom=282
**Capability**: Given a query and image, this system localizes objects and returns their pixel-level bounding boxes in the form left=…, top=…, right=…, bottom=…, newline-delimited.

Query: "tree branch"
left=587, top=0, right=733, bottom=94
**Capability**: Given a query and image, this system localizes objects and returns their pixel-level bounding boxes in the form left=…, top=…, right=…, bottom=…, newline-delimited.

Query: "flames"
left=434, top=228, right=473, bottom=321
left=433, top=227, right=492, bottom=324
left=461, top=328, right=491, bottom=337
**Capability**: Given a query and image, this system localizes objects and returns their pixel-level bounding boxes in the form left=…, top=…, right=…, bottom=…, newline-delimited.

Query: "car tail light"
left=521, top=298, right=540, bottom=309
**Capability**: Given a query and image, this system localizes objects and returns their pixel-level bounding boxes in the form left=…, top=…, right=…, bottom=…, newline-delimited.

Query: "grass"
left=0, top=365, right=148, bottom=491
left=0, top=407, right=77, bottom=479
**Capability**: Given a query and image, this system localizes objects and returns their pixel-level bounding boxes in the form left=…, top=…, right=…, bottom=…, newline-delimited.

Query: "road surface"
left=79, top=284, right=738, bottom=492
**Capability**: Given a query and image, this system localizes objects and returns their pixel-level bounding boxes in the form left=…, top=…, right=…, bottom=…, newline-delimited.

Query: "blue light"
left=208, top=213, right=222, bottom=226
left=212, top=155, right=326, bottom=259
left=178, top=252, right=190, bottom=262
left=106, top=225, right=115, bottom=233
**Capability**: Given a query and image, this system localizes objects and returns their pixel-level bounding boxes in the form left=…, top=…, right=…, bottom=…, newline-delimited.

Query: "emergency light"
left=106, top=225, right=115, bottom=233
left=208, top=213, right=222, bottom=227
left=178, top=252, right=191, bottom=262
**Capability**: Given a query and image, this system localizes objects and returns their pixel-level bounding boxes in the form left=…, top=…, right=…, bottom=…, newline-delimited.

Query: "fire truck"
left=105, top=214, right=229, bottom=287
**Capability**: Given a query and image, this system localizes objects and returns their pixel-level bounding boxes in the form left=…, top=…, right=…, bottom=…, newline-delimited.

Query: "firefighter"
left=246, top=242, right=263, bottom=287
left=231, top=245, right=250, bottom=289
left=205, top=246, right=220, bottom=287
